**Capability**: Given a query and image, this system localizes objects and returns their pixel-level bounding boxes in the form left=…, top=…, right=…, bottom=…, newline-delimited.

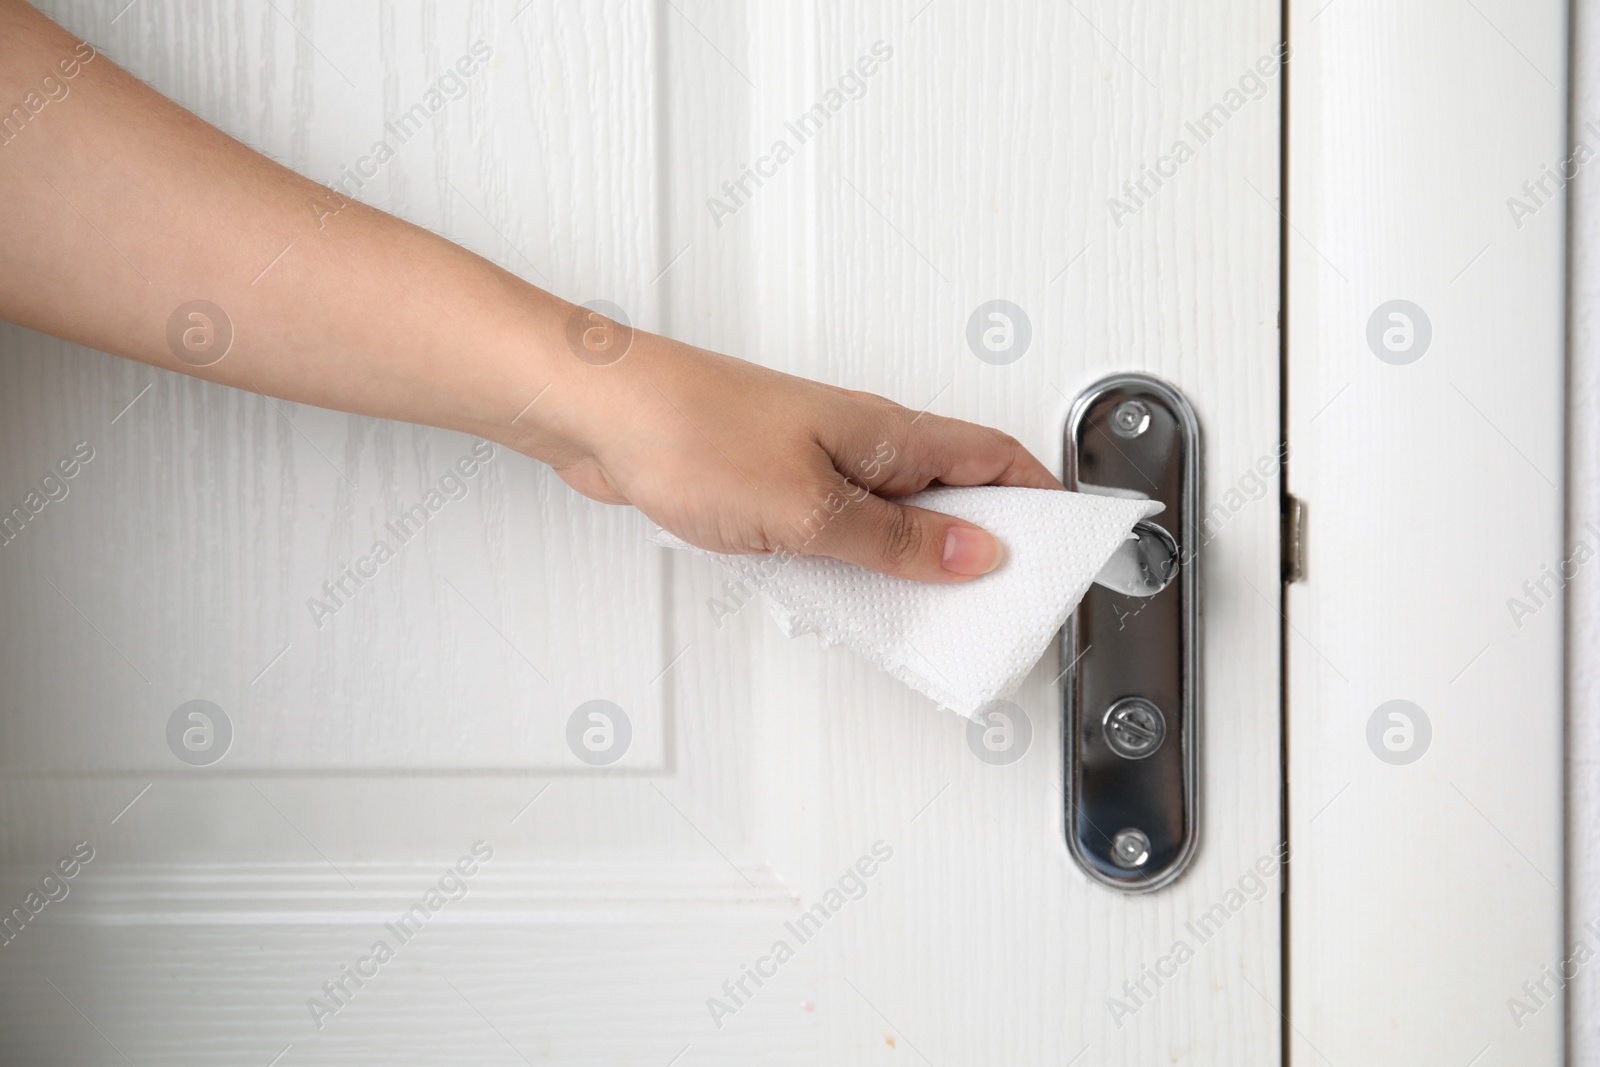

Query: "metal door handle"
left=1063, top=374, right=1200, bottom=892
left=1093, top=520, right=1179, bottom=598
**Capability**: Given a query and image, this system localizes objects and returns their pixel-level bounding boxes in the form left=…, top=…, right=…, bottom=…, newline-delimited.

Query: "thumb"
left=800, top=483, right=1004, bottom=583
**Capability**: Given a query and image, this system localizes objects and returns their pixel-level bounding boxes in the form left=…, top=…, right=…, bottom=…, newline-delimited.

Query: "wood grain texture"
left=1285, top=2, right=1567, bottom=1064
left=0, top=0, right=1282, bottom=1063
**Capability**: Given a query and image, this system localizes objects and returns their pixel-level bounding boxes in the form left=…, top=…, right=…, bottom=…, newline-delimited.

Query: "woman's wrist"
left=480, top=291, right=668, bottom=475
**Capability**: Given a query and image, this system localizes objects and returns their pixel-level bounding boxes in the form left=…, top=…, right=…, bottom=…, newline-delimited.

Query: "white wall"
left=1569, top=0, right=1600, bottom=1057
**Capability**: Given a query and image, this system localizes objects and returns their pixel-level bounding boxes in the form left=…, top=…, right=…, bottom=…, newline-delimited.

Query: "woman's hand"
left=539, top=332, right=1063, bottom=583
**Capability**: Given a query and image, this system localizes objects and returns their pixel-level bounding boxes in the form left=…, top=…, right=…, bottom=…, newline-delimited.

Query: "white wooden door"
left=0, top=1, right=1287, bottom=1063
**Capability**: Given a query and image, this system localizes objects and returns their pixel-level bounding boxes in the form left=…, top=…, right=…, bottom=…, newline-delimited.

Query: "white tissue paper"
left=648, top=486, right=1161, bottom=720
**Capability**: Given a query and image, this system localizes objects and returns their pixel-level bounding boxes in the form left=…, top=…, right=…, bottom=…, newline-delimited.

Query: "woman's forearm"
left=0, top=1, right=575, bottom=462
left=0, top=0, right=1062, bottom=583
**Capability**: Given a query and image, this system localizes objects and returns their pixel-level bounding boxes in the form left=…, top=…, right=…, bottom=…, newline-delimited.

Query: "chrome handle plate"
left=1063, top=374, right=1200, bottom=892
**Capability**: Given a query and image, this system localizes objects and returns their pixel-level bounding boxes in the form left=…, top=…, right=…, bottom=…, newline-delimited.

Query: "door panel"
left=0, top=1, right=1283, bottom=1063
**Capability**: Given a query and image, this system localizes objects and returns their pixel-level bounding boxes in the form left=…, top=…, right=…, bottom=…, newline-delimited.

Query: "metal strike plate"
left=1063, top=374, right=1200, bottom=892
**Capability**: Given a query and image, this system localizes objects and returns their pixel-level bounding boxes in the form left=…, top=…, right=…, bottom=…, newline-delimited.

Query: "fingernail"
left=942, top=526, right=1001, bottom=576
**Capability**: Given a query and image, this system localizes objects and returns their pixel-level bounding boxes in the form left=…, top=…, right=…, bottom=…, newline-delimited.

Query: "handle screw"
left=1103, top=697, right=1167, bottom=759
left=1111, top=828, right=1151, bottom=869
left=1111, top=399, right=1151, bottom=438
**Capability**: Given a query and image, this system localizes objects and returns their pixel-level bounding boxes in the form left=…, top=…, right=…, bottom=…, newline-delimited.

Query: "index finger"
left=883, top=413, right=1064, bottom=494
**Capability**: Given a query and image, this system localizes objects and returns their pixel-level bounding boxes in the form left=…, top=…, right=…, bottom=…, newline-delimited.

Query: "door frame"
left=1284, top=1, right=1568, bottom=1063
